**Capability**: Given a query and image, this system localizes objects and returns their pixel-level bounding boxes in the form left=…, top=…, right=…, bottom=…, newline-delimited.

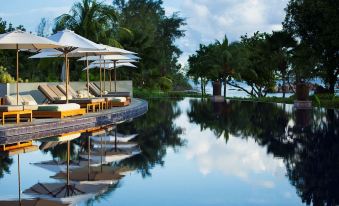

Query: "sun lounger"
left=87, top=83, right=130, bottom=107
left=4, top=94, right=85, bottom=119
left=92, top=82, right=131, bottom=98
left=38, top=85, right=104, bottom=112
left=57, top=85, right=107, bottom=110
left=0, top=105, right=32, bottom=125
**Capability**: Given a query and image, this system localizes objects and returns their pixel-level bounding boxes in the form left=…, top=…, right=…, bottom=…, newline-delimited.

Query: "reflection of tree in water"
left=40, top=141, right=78, bottom=161
left=118, top=98, right=186, bottom=177
left=187, top=99, right=339, bottom=206
left=286, top=109, right=339, bottom=206
left=0, top=153, right=13, bottom=178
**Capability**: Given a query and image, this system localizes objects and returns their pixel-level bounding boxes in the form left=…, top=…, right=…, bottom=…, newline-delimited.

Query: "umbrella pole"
left=99, top=55, right=102, bottom=97
left=114, top=61, right=117, bottom=93
left=88, top=136, right=90, bottom=181
left=103, top=61, right=106, bottom=92
left=86, top=53, right=90, bottom=97
left=115, top=124, right=117, bottom=152
left=109, top=69, right=112, bottom=92
left=100, top=136, right=103, bottom=171
left=17, top=154, right=21, bottom=206
left=16, top=44, right=19, bottom=105
left=65, top=53, right=69, bottom=104
left=67, top=141, right=70, bottom=189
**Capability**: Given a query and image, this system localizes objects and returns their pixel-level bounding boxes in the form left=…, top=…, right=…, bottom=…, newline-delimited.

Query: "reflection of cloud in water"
left=177, top=100, right=286, bottom=189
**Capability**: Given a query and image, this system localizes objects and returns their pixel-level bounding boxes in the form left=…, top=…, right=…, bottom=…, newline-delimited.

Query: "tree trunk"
left=223, top=78, right=227, bottom=97
left=200, top=77, right=204, bottom=97
left=282, top=74, right=286, bottom=98
left=212, top=80, right=221, bottom=96
left=296, top=83, right=309, bottom=101
left=328, top=75, right=336, bottom=94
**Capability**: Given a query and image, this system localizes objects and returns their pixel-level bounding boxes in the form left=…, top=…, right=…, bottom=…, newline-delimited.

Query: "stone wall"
left=0, top=81, right=132, bottom=103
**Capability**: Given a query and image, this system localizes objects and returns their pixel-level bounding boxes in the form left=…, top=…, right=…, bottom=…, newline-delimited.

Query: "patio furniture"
left=57, top=85, right=106, bottom=111
left=0, top=105, right=32, bottom=125
left=4, top=94, right=85, bottom=119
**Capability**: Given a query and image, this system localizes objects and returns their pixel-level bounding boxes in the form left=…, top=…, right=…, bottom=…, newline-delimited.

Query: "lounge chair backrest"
left=48, top=85, right=72, bottom=100
left=4, top=95, right=38, bottom=106
left=57, top=85, right=78, bottom=98
left=4, top=95, right=24, bottom=105
left=93, top=82, right=101, bottom=90
left=38, top=84, right=59, bottom=102
left=87, top=83, right=101, bottom=96
left=21, top=95, right=38, bottom=105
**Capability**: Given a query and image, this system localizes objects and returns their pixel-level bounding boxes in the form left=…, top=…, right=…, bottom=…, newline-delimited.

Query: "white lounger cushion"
left=37, top=103, right=81, bottom=112
left=112, top=97, right=127, bottom=102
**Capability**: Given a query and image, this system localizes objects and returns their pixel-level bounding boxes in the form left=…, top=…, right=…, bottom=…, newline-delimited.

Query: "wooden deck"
left=0, top=98, right=148, bottom=145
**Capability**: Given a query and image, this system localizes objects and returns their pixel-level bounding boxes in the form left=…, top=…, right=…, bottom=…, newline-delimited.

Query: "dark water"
left=0, top=98, right=338, bottom=206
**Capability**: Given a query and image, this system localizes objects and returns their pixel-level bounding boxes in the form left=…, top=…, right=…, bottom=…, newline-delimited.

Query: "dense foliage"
left=0, top=0, right=190, bottom=91
left=187, top=0, right=339, bottom=97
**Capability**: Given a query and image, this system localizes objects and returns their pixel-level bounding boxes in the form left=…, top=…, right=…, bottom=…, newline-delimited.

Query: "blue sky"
left=0, top=0, right=289, bottom=65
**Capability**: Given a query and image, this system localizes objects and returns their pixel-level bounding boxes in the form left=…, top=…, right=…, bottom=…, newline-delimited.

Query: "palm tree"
left=54, top=0, right=118, bottom=44
left=208, top=36, right=233, bottom=97
left=267, top=31, right=296, bottom=98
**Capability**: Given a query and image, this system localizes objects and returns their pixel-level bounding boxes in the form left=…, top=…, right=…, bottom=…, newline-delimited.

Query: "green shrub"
left=159, top=76, right=173, bottom=91
left=0, top=66, right=15, bottom=83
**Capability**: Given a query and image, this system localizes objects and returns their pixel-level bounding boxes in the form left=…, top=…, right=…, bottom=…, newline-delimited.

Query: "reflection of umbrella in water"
left=0, top=144, right=38, bottom=206
left=92, top=141, right=138, bottom=149
left=90, top=133, right=138, bottom=143
left=33, top=159, right=84, bottom=173
left=23, top=182, right=108, bottom=205
left=24, top=133, right=108, bottom=205
left=80, top=148, right=141, bottom=165
left=34, top=133, right=83, bottom=173
left=51, top=165, right=123, bottom=185
left=0, top=198, right=69, bottom=206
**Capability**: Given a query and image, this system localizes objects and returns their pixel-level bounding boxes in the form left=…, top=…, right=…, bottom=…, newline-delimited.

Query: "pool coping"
left=0, top=98, right=148, bottom=144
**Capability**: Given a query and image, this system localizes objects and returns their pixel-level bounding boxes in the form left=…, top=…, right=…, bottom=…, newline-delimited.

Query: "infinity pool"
left=0, top=98, right=338, bottom=206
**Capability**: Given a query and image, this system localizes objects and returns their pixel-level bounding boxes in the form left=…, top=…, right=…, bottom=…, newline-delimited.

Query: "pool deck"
left=0, top=98, right=148, bottom=145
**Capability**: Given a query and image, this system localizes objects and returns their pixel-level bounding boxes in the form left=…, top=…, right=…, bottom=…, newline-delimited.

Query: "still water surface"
left=0, top=98, right=338, bottom=206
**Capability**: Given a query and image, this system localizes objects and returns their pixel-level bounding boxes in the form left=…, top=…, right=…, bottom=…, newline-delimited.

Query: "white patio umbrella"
left=33, top=29, right=106, bottom=102
left=0, top=30, right=63, bottom=104
left=31, top=46, right=136, bottom=97
left=78, top=55, right=137, bottom=92
left=84, top=62, right=137, bottom=92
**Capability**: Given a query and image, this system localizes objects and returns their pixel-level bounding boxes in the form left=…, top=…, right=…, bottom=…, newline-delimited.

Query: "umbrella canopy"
left=0, top=30, right=63, bottom=104
left=82, top=62, right=136, bottom=71
left=45, top=29, right=105, bottom=102
left=77, top=54, right=135, bottom=61
left=97, top=44, right=137, bottom=55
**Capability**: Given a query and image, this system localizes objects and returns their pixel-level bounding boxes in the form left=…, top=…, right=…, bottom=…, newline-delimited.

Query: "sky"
left=0, top=0, right=289, bottom=65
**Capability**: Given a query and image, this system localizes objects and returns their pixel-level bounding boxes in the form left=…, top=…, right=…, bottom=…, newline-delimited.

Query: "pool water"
left=0, top=98, right=338, bottom=206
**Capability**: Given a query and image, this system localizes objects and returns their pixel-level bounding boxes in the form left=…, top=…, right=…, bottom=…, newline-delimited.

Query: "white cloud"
left=175, top=99, right=286, bottom=188
left=164, top=0, right=289, bottom=65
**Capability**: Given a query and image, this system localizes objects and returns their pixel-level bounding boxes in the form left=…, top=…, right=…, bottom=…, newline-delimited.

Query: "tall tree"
left=228, top=32, right=276, bottom=97
left=284, top=0, right=339, bottom=93
left=114, top=0, right=186, bottom=89
left=266, top=31, right=297, bottom=98
left=55, top=0, right=118, bottom=44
